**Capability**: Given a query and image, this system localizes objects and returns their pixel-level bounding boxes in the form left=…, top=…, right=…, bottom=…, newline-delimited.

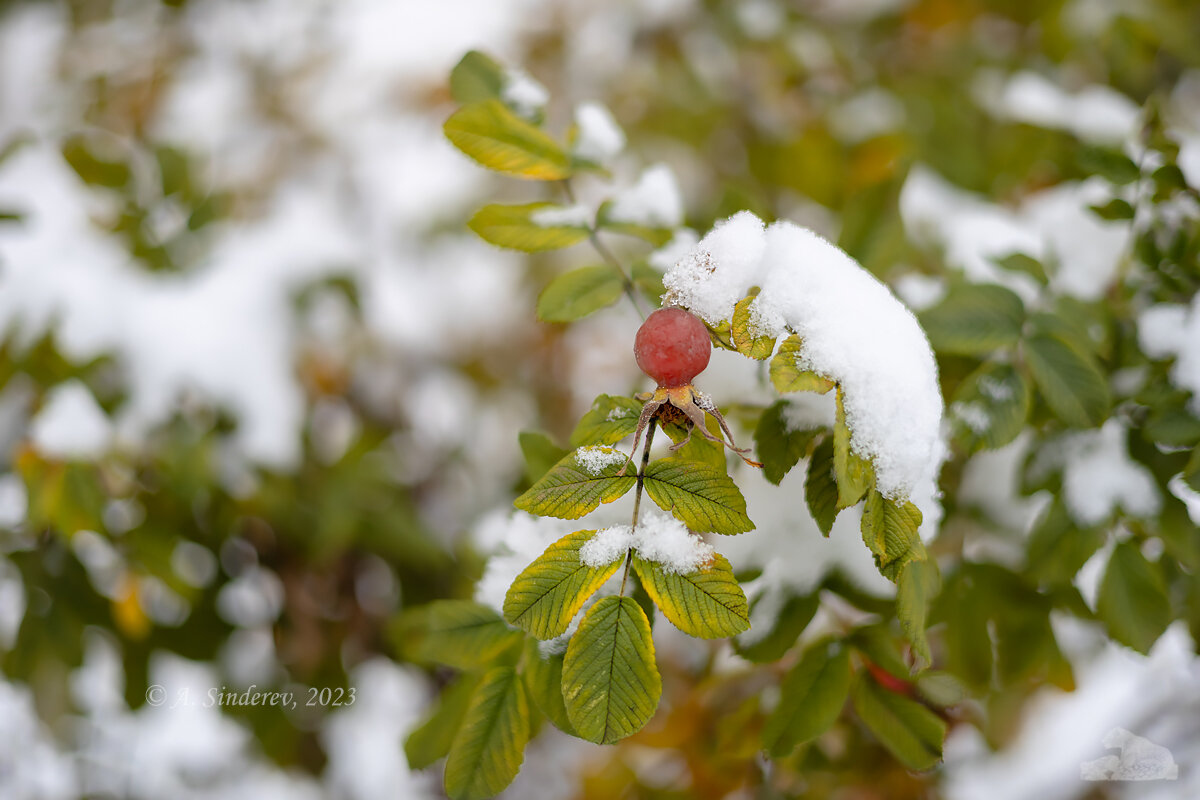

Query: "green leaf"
left=1096, top=541, right=1171, bottom=654
left=597, top=212, right=676, bottom=247
left=896, top=559, right=940, bottom=669
left=562, top=596, right=661, bottom=744
left=731, top=295, right=775, bottom=360
left=469, top=203, right=590, bottom=252
left=1025, top=500, right=1104, bottom=586
left=754, top=400, right=821, bottom=485
left=632, top=552, right=749, bottom=638
left=1077, top=146, right=1141, bottom=184
left=411, top=601, right=523, bottom=670
left=444, top=100, right=572, bottom=180
left=918, top=283, right=1025, bottom=356
left=631, top=261, right=665, bottom=304
left=444, top=667, right=532, bottom=800
left=848, top=624, right=911, bottom=680
left=1089, top=198, right=1135, bottom=221
left=949, top=362, right=1033, bottom=452
left=805, top=437, right=840, bottom=536
left=1024, top=333, right=1111, bottom=427
left=405, top=674, right=481, bottom=769
left=935, top=572, right=993, bottom=693
left=762, top=640, right=852, bottom=757
left=521, top=638, right=576, bottom=736
left=569, top=395, right=643, bottom=448
left=449, top=51, right=507, bottom=105
left=503, top=529, right=624, bottom=639
left=643, top=456, right=754, bottom=534
left=536, top=265, right=625, bottom=322
left=1186, top=446, right=1200, bottom=493
left=860, top=490, right=925, bottom=583
left=514, top=447, right=636, bottom=520
left=915, top=671, right=966, bottom=707
left=852, top=675, right=946, bottom=771
left=834, top=390, right=874, bottom=509
left=733, top=591, right=819, bottom=662
left=993, top=252, right=1048, bottom=284
left=1144, top=406, right=1200, bottom=447
left=518, top=431, right=568, bottom=486
left=770, top=335, right=835, bottom=394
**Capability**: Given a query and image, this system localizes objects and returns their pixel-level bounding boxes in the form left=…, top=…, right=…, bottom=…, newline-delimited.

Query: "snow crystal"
left=502, top=68, right=549, bottom=118
left=662, top=211, right=767, bottom=326
left=579, top=510, right=715, bottom=574
left=572, top=102, right=626, bottom=163
left=530, top=204, right=592, bottom=228
left=664, top=212, right=944, bottom=503
left=574, top=445, right=627, bottom=475
left=975, top=69, right=1140, bottom=144
left=631, top=509, right=715, bottom=574
left=607, top=164, right=685, bottom=229
left=579, top=525, right=635, bottom=568
left=1060, top=420, right=1162, bottom=526
left=605, top=406, right=633, bottom=422
left=28, top=380, right=113, bottom=460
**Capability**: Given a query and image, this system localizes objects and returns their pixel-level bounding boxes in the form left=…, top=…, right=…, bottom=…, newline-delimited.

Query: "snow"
left=607, top=164, right=685, bottom=228
left=828, top=88, right=906, bottom=144
left=574, top=444, right=627, bottom=475
left=1137, top=295, right=1200, bottom=413
left=781, top=392, right=835, bottom=433
left=900, top=166, right=1131, bottom=302
left=572, top=102, right=626, bottom=163
left=502, top=68, right=549, bottom=118
left=0, top=473, right=28, bottom=528
left=28, top=380, right=113, bottom=460
left=531, top=204, right=592, bottom=228
left=579, top=525, right=636, bottom=567
left=663, top=211, right=945, bottom=506
left=892, top=273, right=947, bottom=312
left=580, top=510, right=715, bottom=574
left=1049, top=421, right=1162, bottom=527
left=474, top=511, right=577, bottom=616
left=975, top=69, right=1141, bottom=144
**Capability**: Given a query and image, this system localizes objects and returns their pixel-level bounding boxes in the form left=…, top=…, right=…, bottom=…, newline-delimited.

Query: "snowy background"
left=0, top=0, right=1198, bottom=798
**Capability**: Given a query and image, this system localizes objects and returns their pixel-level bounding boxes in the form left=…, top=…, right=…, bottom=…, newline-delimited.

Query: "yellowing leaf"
left=852, top=675, right=945, bottom=771
left=631, top=552, right=749, bottom=638
left=770, top=335, right=835, bottom=394
left=537, top=265, right=625, bottom=322
left=643, top=456, right=754, bottom=534
left=469, top=203, right=590, bottom=252
left=762, top=640, right=852, bottom=757
left=503, top=529, right=623, bottom=639
left=449, top=51, right=507, bottom=105
left=731, top=294, right=775, bottom=360
left=444, top=100, right=572, bottom=180
left=896, top=559, right=940, bottom=669
left=444, top=667, right=532, bottom=800
left=514, top=448, right=636, bottom=520
left=834, top=389, right=874, bottom=509
left=569, top=395, right=643, bottom=448
left=563, top=596, right=661, bottom=744
left=860, top=490, right=925, bottom=583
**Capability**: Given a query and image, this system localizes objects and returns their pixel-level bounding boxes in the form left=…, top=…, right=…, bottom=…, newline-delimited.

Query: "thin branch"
left=620, top=417, right=657, bottom=596
left=560, top=178, right=648, bottom=320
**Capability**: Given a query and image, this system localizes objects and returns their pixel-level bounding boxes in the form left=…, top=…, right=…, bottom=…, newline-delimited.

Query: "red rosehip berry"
left=634, top=308, right=712, bottom=388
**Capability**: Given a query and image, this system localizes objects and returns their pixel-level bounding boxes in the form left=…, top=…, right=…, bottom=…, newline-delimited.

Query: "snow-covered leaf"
left=769, top=335, right=835, bottom=394
left=632, top=552, right=749, bottom=638
left=503, top=529, right=623, bottom=639
left=731, top=294, right=774, bottom=360
left=514, top=448, right=636, bottom=520
left=569, top=395, right=642, bottom=448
